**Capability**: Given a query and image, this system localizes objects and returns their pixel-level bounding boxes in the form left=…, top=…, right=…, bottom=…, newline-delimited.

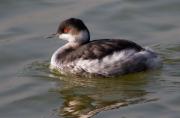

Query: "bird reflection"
left=51, top=72, right=156, bottom=118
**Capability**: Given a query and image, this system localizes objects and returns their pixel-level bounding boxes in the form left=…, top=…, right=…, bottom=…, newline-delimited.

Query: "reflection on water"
left=22, top=43, right=179, bottom=118
left=42, top=43, right=179, bottom=118
left=47, top=70, right=159, bottom=118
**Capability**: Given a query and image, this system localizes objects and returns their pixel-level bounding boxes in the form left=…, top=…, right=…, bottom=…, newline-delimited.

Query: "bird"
left=49, top=18, right=161, bottom=77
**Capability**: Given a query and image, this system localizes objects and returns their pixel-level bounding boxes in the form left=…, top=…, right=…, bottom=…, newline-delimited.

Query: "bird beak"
left=46, top=33, right=58, bottom=39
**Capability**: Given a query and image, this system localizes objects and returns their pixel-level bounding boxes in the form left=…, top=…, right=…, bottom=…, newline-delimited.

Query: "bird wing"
left=61, top=39, right=143, bottom=63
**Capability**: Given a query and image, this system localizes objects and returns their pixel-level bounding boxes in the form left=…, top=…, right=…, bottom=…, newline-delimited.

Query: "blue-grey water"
left=0, top=0, right=180, bottom=118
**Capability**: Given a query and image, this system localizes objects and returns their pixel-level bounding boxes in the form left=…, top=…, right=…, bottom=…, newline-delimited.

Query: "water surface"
left=0, top=0, right=180, bottom=118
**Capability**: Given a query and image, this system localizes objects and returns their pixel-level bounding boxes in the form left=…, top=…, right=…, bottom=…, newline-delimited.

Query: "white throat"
left=59, top=30, right=89, bottom=44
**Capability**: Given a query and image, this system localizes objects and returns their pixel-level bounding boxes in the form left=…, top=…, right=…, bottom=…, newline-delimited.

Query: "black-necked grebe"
left=49, top=18, right=161, bottom=77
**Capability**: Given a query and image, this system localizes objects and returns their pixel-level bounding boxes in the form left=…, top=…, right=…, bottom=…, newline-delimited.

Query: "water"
left=0, top=0, right=179, bottom=118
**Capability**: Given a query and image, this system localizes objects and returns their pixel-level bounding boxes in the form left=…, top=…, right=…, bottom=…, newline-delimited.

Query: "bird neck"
left=73, top=30, right=90, bottom=45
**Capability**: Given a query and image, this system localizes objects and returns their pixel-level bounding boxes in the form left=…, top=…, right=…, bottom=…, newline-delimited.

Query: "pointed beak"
left=46, top=33, right=58, bottom=39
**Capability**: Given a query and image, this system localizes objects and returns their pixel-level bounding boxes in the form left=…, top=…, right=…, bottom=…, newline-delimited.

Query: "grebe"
left=49, top=18, right=161, bottom=77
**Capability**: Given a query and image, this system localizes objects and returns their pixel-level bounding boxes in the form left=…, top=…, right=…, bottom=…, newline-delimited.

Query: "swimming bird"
left=49, top=18, right=161, bottom=77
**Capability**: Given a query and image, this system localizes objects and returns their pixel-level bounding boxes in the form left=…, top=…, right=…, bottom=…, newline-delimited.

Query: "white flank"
left=50, top=47, right=162, bottom=76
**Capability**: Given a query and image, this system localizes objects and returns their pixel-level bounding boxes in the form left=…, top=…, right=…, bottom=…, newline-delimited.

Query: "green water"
left=0, top=0, right=180, bottom=118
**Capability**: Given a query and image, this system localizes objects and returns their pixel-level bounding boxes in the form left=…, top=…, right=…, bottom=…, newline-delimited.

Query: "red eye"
left=64, top=28, right=70, bottom=33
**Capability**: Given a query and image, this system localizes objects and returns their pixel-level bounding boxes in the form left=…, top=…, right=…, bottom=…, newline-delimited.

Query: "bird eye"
left=63, top=27, right=70, bottom=33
